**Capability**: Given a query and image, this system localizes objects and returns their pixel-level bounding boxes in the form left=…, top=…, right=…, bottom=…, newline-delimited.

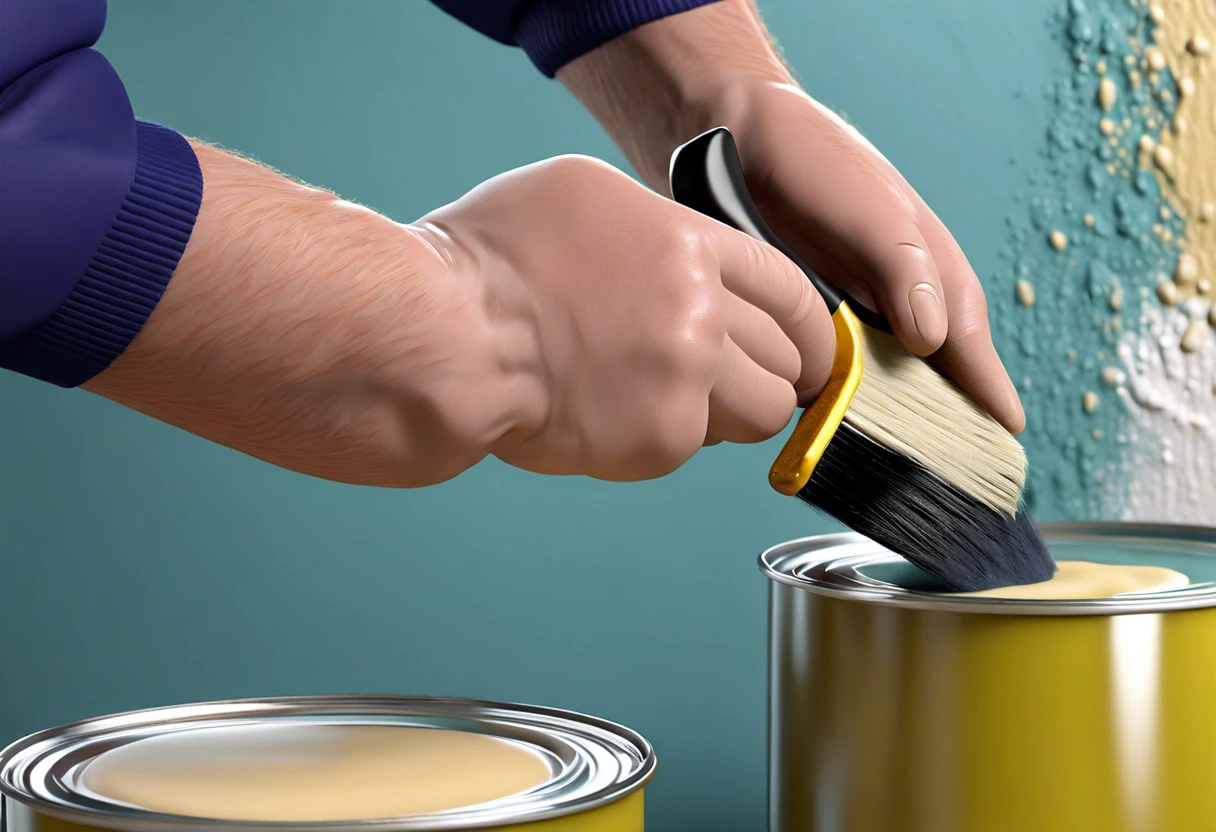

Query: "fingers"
left=736, top=92, right=1022, bottom=432
left=915, top=209, right=1026, bottom=434
left=723, top=294, right=800, bottom=385
left=707, top=337, right=798, bottom=444
left=757, top=166, right=947, bottom=358
left=709, top=227, right=835, bottom=401
left=776, top=182, right=1024, bottom=432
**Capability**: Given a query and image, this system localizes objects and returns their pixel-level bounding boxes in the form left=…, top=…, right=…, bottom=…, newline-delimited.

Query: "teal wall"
left=0, top=2, right=1061, bottom=828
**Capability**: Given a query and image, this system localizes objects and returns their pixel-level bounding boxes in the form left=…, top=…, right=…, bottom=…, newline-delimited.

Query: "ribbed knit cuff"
left=0, top=121, right=203, bottom=388
left=515, top=0, right=723, bottom=77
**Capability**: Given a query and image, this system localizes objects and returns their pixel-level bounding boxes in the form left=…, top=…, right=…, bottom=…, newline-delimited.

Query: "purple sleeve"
left=0, top=0, right=203, bottom=387
left=429, top=0, right=723, bottom=77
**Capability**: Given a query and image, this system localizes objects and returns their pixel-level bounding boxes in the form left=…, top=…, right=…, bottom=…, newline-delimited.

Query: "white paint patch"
left=1111, top=303, right=1216, bottom=522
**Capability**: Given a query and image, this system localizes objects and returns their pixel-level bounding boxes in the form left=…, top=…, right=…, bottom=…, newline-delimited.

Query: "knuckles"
left=620, top=399, right=711, bottom=480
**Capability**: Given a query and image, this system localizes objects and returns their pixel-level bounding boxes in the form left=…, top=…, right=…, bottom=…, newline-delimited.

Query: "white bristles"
left=843, top=329, right=1027, bottom=515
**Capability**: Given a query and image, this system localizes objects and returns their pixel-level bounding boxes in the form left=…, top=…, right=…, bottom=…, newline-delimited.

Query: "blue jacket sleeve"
left=0, top=0, right=203, bottom=388
left=430, top=0, right=722, bottom=77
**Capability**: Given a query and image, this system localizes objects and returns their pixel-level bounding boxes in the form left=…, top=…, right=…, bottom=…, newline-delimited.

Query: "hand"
left=86, top=144, right=832, bottom=488
left=559, top=0, right=1025, bottom=433
left=418, top=154, right=835, bottom=480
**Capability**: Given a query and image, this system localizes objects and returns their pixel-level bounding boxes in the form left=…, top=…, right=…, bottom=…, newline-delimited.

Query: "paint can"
left=761, top=522, right=1216, bottom=832
left=0, top=695, right=654, bottom=832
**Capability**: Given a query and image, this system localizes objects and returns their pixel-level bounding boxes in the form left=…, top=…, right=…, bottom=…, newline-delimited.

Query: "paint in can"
left=0, top=695, right=654, bottom=832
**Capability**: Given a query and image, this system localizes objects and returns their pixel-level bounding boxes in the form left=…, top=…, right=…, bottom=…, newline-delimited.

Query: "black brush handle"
left=669, top=127, right=888, bottom=329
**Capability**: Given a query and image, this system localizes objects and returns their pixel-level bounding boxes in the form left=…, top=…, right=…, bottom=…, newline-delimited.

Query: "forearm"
left=557, top=0, right=789, bottom=190
left=84, top=143, right=528, bottom=487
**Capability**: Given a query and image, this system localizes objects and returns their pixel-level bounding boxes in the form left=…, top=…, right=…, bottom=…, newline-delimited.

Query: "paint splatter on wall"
left=992, top=0, right=1215, bottom=522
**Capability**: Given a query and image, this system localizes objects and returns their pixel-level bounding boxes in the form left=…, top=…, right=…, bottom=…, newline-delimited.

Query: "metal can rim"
left=757, top=521, right=1216, bottom=616
left=0, top=695, right=656, bottom=831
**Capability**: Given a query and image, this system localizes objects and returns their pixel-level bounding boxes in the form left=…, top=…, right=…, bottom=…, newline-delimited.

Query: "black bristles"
left=798, top=422, right=1055, bottom=592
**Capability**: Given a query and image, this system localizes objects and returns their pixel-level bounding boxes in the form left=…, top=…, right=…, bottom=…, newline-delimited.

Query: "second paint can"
left=762, top=522, right=1216, bottom=832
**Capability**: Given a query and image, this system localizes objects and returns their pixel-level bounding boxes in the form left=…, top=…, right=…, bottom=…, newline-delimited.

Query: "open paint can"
left=761, top=522, right=1216, bottom=832
left=0, top=695, right=654, bottom=832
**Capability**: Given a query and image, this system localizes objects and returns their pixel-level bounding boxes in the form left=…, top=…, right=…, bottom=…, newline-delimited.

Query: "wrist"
left=558, top=0, right=791, bottom=190
left=405, top=218, right=550, bottom=464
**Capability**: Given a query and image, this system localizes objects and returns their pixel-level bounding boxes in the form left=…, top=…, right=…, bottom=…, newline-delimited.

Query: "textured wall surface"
left=4, top=0, right=1162, bottom=827
left=990, top=0, right=1216, bottom=523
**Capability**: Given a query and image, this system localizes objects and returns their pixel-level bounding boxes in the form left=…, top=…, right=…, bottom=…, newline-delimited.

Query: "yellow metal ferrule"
left=768, top=302, right=864, bottom=496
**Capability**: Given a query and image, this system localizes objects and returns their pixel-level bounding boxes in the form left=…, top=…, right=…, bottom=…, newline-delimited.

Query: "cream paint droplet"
left=1016, top=279, right=1036, bottom=306
left=1110, top=287, right=1124, bottom=311
left=1150, top=4, right=1165, bottom=23
left=1096, top=59, right=1107, bottom=74
left=1084, top=213, right=1096, bottom=227
left=1139, top=134, right=1156, bottom=154
left=1199, top=279, right=1212, bottom=294
left=1160, top=206, right=1172, bottom=221
left=1181, top=320, right=1209, bottom=353
left=1093, top=428, right=1105, bottom=440
left=1154, top=144, right=1174, bottom=176
left=1101, top=366, right=1125, bottom=387
left=1112, top=316, right=1123, bottom=332
left=1176, top=253, right=1199, bottom=285
left=1201, top=202, right=1215, bottom=223
left=1050, top=230, right=1068, bottom=251
left=1179, top=77, right=1196, bottom=99
left=1188, top=34, right=1211, bottom=56
left=1158, top=279, right=1180, bottom=306
left=1099, top=77, right=1117, bottom=111
left=1067, top=348, right=1078, bottom=362
left=1099, top=117, right=1115, bottom=135
left=1145, top=47, right=1167, bottom=72
left=1083, top=391, right=1101, bottom=413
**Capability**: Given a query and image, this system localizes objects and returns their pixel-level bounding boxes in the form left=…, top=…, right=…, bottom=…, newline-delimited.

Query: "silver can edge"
left=757, top=521, right=1216, bottom=616
left=0, top=695, right=656, bottom=832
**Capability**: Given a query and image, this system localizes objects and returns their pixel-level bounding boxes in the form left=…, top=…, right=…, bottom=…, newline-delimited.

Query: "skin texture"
left=558, top=0, right=1026, bottom=433
left=84, top=0, right=1025, bottom=488
left=85, top=144, right=832, bottom=485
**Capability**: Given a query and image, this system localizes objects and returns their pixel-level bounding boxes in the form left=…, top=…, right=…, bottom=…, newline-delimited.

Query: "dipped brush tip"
left=798, top=422, right=1055, bottom=592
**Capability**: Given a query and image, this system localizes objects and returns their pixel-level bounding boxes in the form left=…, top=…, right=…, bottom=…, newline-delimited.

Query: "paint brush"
left=670, top=127, right=1054, bottom=592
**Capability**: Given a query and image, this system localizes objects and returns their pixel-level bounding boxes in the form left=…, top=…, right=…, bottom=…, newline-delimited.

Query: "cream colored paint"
left=960, top=560, right=1187, bottom=599
left=1153, top=0, right=1215, bottom=305
left=80, top=723, right=551, bottom=821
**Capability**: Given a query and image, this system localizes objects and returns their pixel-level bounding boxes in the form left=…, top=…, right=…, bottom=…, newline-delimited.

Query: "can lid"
left=758, top=522, right=1216, bottom=615
left=0, top=696, right=655, bottom=831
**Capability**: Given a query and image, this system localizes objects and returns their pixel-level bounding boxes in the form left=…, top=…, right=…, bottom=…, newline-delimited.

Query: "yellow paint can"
left=0, top=696, right=652, bottom=832
left=761, top=523, right=1216, bottom=832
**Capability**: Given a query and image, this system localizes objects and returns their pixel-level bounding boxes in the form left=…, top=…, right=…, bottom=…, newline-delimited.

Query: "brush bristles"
left=845, top=329, right=1026, bottom=516
left=800, top=422, right=1054, bottom=592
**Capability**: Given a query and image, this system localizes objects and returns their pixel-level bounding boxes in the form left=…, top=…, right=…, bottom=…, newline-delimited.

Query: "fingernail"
left=908, top=283, right=947, bottom=346
left=1004, top=376, right=1027, bottom=433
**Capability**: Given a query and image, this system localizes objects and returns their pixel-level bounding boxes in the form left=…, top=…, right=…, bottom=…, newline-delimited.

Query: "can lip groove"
left=758, top=522, right=1216, bottom=616
left=0, top=695, right=656, bottom=832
